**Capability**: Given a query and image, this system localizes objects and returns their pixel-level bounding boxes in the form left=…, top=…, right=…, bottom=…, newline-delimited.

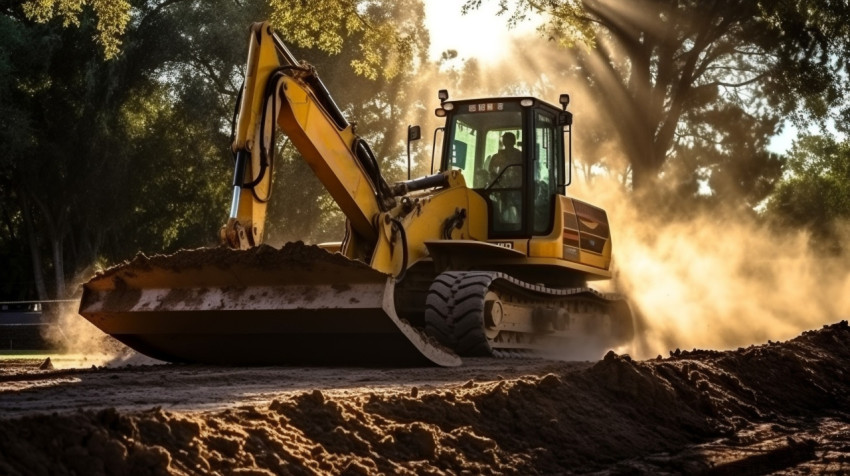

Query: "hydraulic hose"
left=238, top=65, right=309, bottom=203
left=390, top=218, right=409, bottom=282
left=354, top=139, right=396, bottom=211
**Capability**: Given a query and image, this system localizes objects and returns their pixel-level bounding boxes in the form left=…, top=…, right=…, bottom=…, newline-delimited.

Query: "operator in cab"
left=488, top=132, right=522, bottom=182
left=487, top=131, right=523, bottom=229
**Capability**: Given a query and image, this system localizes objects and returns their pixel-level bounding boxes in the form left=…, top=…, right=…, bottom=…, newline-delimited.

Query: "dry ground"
left=1, top=322, right=849, bottom=475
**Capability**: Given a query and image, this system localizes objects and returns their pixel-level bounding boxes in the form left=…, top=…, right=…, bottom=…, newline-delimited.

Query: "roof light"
left=559, top=94, right=570, bottom=110
left=438, top=89, right=449, bottom=103
left=443, top=102, right=454, bottom=111
left=520, top=99, right=534, bottom=107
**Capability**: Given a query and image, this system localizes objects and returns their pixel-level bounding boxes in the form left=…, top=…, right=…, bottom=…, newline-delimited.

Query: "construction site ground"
left=1, top=321, right=849, bottom=475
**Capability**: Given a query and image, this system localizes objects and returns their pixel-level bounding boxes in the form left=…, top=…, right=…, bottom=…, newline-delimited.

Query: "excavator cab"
left=437, top=94, right=570, bottom=238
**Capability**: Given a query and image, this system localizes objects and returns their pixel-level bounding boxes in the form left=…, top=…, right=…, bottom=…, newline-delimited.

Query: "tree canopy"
left=1, top=0, right=430, bottom=300
left=482, top=0, right=850, bottom=198
left=18, top=0, right=429, bottom=77
left=766, top=135, right=850, bottom=252
left=20, top=0, right=131, bottom=59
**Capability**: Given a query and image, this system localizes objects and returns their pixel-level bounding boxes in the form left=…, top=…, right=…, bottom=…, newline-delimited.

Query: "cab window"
left=443, top=102, right=532, bottom=235
left=532, top=110, right=562, bottom=233
left=446, top=105, right=522, bottom=191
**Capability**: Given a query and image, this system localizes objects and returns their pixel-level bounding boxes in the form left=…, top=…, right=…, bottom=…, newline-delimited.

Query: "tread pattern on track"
left=424, top=270, right=631, bottom=357
left=424, top=272, right=494, bottom=356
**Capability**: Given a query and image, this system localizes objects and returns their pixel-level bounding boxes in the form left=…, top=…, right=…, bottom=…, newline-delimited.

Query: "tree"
left=18, top=0, right=428, bottom=78
left=479, top=0, right=850, bottom=197
left=19, top=0, right=131, bottom=59
left=269, top=0, right=428, bottom=81
left=2, top=2, right=178, bottom=298
left=0, top=0, right=251, bottom=299
left=765, top=135, right=850, bottom=253
left=1, top=0, right=433, bottom=300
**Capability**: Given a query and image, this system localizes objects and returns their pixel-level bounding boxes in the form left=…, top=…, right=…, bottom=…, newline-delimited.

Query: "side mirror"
left=408, top=125, right=421, bottom=142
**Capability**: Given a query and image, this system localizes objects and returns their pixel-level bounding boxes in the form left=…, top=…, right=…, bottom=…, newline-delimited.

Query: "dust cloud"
left=571, top=177, right=850, bottom=359
left=41, top=300, right=158, bottom=369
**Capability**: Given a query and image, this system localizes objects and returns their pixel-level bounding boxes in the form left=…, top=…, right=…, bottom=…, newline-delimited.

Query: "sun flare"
left=424, top=0, right=538, bottom=64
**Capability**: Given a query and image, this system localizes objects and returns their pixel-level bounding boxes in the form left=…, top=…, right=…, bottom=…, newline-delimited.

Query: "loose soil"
left=91, top=242, right=374, bottom=282
left=1, top=322, right=849, bottom=475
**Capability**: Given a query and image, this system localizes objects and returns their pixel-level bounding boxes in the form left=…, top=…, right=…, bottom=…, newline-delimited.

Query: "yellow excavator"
left=79, top=22, right=634, bottom=366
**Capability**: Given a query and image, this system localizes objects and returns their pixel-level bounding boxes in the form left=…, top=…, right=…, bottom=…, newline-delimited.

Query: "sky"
left=423, top=0, right=537, bottom=65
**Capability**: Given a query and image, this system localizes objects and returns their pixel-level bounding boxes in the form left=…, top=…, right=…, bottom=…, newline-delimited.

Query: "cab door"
left=528, top=108, right=562, bottom=235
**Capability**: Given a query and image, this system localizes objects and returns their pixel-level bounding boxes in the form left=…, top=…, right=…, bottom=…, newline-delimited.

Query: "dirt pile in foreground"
left=1, top=322, right=849, bottom=475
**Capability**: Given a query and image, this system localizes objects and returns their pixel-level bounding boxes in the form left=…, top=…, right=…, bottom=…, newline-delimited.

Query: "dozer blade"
left=79, top=242, right=460, bottom=366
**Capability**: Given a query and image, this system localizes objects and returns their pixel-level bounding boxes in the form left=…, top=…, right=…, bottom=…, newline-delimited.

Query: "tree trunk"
left=30, top=192, right=68, bottom=299
left=20, top=191, right=48, bottom=300
left=50, top=237, right=66, bottom=298
left=630, top=161, right=656, bottom=194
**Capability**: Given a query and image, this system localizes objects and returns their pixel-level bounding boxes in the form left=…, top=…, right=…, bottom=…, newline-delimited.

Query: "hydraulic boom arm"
left=222, top=21, right=395, bottom=251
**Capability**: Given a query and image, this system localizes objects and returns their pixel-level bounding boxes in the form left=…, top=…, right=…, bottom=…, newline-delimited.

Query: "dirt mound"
left=92, top=241, right=373, bottom=280
left=1, top=322, right=849, bottom=475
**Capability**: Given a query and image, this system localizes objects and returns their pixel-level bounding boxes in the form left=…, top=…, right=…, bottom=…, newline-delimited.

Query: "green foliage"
left=765, top=135, right=850, bottom=252
left=18, top=0, right=431, bottom=78
left=0, top=0, right=248, bottom=298
left=269, top=0, right=429, bottom=80
left=21, top=0, right=131, bottom=59
left=1, top=0, right=432, bottom=299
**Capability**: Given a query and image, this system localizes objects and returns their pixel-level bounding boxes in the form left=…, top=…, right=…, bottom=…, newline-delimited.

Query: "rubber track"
left=424, top=271, right=625, bottom=357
